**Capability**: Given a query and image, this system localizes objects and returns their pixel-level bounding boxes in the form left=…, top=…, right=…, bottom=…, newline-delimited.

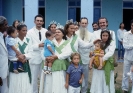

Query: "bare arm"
left=65, top=73, right=69, bottom=89
left=11, top=46, right=21, bottom=56
left=47, top=46, right=55, bottom=55
left=79, top=74, right=84, bottom=84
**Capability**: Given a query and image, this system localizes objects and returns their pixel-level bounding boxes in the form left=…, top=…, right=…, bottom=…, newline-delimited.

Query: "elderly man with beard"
left=76, top=17, right=94, bottom=93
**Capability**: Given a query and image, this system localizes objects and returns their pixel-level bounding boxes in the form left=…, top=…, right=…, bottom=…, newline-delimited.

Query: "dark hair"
left=45, top=31, right=53, bottom=38
left=64, top=22, right=74, bottom=35
left=34, top=14, right=44, bottom=21
left=119, top=22, right=125, bottom=29
left=56, top=28, right=67, bottom=40
left=70, top=52, right=81, bottom=60
left=80, top=17, right=88, bottom=23
left=94, top=40, right=104, bottom=50
left=0, top=16, right=7, bottom=27
left=92, top=22, right=98, bottom=26
left=100, top=29, right=112, bottom=50
left=7, top=26, right=16, bottom=35
left=131, top=19, right=133, bottom=25
left=12, top=20, right=20, bottom=28
left=17, top=23, right=27, bottom=31
left=98, top=17, right=108, bottom=23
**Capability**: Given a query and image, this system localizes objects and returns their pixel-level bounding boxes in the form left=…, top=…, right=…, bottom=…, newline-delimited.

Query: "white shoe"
left=127, top=72, right=131, bottom=76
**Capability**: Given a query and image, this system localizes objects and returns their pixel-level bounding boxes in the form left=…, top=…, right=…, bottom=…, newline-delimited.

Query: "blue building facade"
left=0, top=0, right=133, bottom=48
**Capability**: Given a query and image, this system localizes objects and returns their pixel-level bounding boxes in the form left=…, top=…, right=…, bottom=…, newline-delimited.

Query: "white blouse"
left=53, top=39, right=71, bottom=60
left=16, top=37, right=33, bottom=59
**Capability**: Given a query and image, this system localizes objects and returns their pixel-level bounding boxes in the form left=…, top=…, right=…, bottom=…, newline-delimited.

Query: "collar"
left=71, top=63, right=80, bottom=68
left=34, top=26, right=42, bottom=32
left=53, top=39, right=65, bottom=46
left=17, top=37, right=28, bottom=44
left=129, top=30, right=133, bottom=34
left=66, top=35, right=73, bottom=40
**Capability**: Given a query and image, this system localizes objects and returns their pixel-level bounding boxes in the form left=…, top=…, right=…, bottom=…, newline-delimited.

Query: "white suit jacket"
left=27, top=27, right=47, bottom=64
left=76, top=30, right=94, bottom=64
left=0, top=32, right=8, bottom=79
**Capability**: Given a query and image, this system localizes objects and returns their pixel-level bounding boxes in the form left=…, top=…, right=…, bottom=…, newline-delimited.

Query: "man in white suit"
left=0, top=16, right=8, bottom=93
left=76, top=17, right=94, bottom=93
left=27, top=14, right=47, bottom=93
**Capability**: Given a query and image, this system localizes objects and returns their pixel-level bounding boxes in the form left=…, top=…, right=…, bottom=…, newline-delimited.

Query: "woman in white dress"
left=9, top=24, right=32, bottom=93
left=40, top=28, right=72, bottom=93
left=90, top=29, right=116, bottom=93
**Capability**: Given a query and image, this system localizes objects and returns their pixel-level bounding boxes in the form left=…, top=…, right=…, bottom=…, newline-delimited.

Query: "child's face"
left=72, top=55, right=80, bottom=65
left=11, top=30, right=18, bottom=38
left=48, top=34, right=54, bottom=41
left=95, top=43, right=100, bottom=50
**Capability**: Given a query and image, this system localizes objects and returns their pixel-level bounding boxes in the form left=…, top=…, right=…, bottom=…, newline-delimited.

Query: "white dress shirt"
left=123, top=30, right=133, bottom=61
left=117, top=29, right=127, bottom=41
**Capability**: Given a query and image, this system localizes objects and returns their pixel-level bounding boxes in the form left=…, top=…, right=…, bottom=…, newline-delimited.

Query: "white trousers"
left=30, top=63, right=42, bottom=93
left=0, top=77, right=8, bottom=93
left=122, top=58, right=133, bottom=91
left=68, top=85, right=80, bottom=93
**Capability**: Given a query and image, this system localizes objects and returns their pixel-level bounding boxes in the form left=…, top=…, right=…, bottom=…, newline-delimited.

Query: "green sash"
left=52, top=40, right=70, bottom=71
left=70, top=35, right=82, bottom=64
left=9, top=38, right=31, bottom=83
left=70, top=35, right=78, bottom=52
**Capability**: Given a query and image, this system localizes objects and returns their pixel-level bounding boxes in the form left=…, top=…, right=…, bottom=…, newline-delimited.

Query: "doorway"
left=123, top=9, right=133, bottom=31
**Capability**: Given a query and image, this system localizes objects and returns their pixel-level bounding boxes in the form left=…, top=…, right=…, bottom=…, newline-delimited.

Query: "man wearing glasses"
left=76, top=17, right=94, bottom=93
left=27, top=14, right=47, bottom=93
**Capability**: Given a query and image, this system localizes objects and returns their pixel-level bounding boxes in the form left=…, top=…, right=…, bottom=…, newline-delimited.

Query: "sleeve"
left=66, top=66, right=71, bottom=74
left=111, top=31, right=116, bottom=45
left=57, top=43, right=72, bottom=60
left=46, top=41, right=51, bottom=47
left=123, top=33, right=133, bottom=50
left=78, top=37, right=94, bottom=49
left=81, top=66, right=83, bottom=74
left=117, top=30, right=122, bottom=41
left=103, top=41, right=116, bottom=61
left=24, top=38, right=33, bottom=59
left=7, top=38, right=15, bottom=46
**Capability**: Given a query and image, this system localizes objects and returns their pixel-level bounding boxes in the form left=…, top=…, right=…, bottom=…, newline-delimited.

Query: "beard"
left=79, top=27, right=89, bottom=41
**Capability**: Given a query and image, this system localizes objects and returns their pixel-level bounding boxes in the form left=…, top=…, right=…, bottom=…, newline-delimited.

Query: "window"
left=123, top=1, right=133, bottom=8
left=38, top=0, right=45, bottom=27
left=22, top=0, right=25, bottom=21
left=93, top=0, right=101, bottom=22
left=0, top=0, right=2, bottom=15
left=68, top=0, right=81, bottom=22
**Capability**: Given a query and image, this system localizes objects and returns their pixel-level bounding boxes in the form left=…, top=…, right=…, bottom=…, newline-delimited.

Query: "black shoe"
left=123, top=90, right=128, bottom=93
left=18, top=67, right=24, bottom=71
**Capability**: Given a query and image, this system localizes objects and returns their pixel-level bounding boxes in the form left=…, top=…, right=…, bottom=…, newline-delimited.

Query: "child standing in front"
left=65, top=52, right=84, bottom=93
left=6, top=26, right=24, bottom=74
left=43, top=31, right=55, bottom=74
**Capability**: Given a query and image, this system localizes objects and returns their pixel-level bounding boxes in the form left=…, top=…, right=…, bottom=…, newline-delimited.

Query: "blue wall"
left=2, top=0, right=22, bottom=26
left=45, top=0, right=67, bottom=28
left=102, top=0, right=123, bottom=48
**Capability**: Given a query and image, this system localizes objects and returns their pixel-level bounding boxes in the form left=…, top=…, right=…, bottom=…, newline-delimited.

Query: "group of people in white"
left=0, top=14, right=133, bottom=93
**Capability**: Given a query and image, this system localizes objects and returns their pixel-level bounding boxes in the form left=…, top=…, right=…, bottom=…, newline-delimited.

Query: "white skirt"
left=39, top=71, right=52, bottom=93
left=39, top=70, right=67, bottom=93
left=90, top=69, right=115, bottom=93
left=9, top=72, right=31, bottom=93
left=52, top=71, right=67, bottom=93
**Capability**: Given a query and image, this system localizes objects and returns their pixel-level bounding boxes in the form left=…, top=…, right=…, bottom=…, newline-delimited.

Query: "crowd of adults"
left=0, top=14, right=133, bottom=93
